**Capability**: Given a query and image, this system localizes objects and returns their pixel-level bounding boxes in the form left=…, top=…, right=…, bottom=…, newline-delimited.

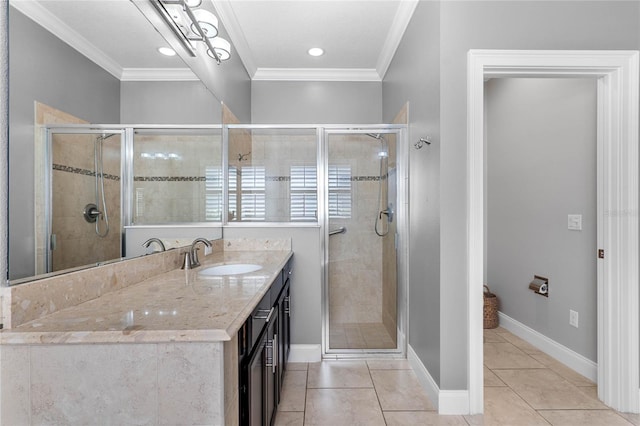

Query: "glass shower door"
left=326, top=131, right=398, bottom=351
left=46, top=131, right=123, bottom=273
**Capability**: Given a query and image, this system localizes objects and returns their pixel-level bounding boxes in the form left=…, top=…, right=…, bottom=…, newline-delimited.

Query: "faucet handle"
left=181, top=252, right=193, bottom=270
left=191, top=247, right=201, bottom=267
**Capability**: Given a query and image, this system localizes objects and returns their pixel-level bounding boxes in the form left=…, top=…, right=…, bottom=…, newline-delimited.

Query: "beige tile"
left=495, top=369, right=607, bottom=410
left=367, top=359, right=411, bottom=370
left=370, top=370, right=434, bottom=411
left=499, top=332, right=543, bottom=354
left=274, top=411, right=304, bottom=426
left=577, top=386, right=598, bottom=399
left=465, top=387, right=550, bottom=425
left=278, top=370, right=307, bottom=412
left=287, top=362, right=308, bottom=371
left=620, top=413, right=640, bottom=425
left=30, top=344, right=158, bottom=424
left=307, top=360, right=373, bottom=388
left=0, top=346, right=30, bottom=425
left=384, top=411, right=467, bottom=425
left=538, top=409, right=633, bottom=425
left=304, top=388, right=385, bottom=426
left=529, top=352, right=596, bottom=387
left=484, top=366, right=506, bottom=387
left=484, top=342, right=545, bottom=369
left=157, top=342, right=224, bottom=425
left=484, top=329, right=507, bottom=343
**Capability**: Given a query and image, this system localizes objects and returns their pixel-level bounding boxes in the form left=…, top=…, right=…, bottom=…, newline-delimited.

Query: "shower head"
left=366, top=133, right=383, bottom=140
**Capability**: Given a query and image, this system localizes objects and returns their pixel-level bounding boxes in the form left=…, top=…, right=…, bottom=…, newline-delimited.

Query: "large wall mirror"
left=8, top=1, right=224, bottom=284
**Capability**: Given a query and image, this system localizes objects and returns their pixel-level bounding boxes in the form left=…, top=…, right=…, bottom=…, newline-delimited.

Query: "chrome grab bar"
left=329, top=227, right=346, bottom=236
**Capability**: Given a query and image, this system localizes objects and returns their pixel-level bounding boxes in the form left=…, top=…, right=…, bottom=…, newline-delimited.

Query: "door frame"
left=467, top=50, right=639, bottom=413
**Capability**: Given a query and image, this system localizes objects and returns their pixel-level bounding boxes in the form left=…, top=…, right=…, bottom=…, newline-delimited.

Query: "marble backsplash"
left=1, top=238, right=291, bottom=329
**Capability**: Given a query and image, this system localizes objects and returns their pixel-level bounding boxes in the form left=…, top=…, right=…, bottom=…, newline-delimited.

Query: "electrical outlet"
left=570, top=310, right=579, bottom=328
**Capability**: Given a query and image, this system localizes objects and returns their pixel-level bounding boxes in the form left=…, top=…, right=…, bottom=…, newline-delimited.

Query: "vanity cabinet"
left=239, top=258, right=292, bottom=426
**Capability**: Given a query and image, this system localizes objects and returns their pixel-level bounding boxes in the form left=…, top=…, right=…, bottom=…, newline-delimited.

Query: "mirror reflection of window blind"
left=205, top=166, right=222, bottom=221
left=240, top=166, right=265, bottom=221
left=328, top=165, right=352, bottom=218
left=290, top=165, right=318, bottom=221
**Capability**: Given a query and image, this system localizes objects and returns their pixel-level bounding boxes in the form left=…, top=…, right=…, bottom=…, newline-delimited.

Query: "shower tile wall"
left=382, top=135, right=397, bottom=342
left=51, top=134, right=121, bottom=272
left=34, top=102, right=87, bottom=275
left=132, top=134, right=222, bottom=224
left=329, top=135, right=393, bottom=332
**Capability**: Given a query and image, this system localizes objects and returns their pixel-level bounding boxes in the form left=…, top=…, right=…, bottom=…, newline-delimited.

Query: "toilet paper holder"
left=529, top=275, right=549, bottom=297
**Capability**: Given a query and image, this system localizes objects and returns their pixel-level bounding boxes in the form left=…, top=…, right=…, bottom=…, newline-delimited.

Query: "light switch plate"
left=568, top=214, right=582, bottom=231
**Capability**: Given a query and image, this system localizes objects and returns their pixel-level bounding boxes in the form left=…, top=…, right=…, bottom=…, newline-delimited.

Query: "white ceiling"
left=10, top=0, right=417, bottom=82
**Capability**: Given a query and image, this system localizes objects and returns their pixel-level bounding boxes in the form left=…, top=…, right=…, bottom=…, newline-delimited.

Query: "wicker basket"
left=483, top=285, right=499, bottom=329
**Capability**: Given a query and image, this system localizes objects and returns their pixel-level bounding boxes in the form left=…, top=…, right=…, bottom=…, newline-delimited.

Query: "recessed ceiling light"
left=158, top=47, right=176, bottom=57
left=308, top=47, right=324, bottom=57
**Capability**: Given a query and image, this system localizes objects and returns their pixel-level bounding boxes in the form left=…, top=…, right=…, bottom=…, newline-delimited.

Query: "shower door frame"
left=321, top=126, right=408, bottom=359
left=44, top=126, right=127, bottom=274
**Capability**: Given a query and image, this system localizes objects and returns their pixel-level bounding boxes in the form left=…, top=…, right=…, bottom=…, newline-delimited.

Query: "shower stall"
left=324, top=129, right=405, bottom=355
left=36, top=125, right=223, bottom=277
left=44, top=130, right=123, bottom=274
left=35, top=123, right=407, bottom=356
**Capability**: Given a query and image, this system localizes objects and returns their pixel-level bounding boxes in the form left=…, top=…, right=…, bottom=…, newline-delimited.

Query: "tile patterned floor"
left=275, top=327, right=640, bottom=425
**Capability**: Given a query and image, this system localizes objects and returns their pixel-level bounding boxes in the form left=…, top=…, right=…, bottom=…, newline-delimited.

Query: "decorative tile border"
left=53, top=164, right=120, bottom=181
left=133, top=175, right=384, bottom=182
left=134, top=176, right=207, bottom=182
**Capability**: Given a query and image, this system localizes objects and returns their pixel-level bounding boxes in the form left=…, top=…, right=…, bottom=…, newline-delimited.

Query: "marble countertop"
left=1, top=250, right=292, bottom=345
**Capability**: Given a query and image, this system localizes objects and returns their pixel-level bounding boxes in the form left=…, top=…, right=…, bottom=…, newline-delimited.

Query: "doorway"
left=467, top=50, right=640, bottom=414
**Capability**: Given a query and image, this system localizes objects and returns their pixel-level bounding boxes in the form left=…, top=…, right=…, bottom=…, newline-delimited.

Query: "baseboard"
left=407, top=344, right=470, bottom=414
left=407, top=345, right=439, bottom=409
left=288, top=344, right=321, bottom=363
left=439, top=390, right=471, bottom=415
left=498, top=311, right=597, bottom=382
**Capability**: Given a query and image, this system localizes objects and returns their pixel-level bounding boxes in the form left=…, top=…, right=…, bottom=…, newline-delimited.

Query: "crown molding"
left=120, top=68, right=200, bottom=82
left=376, top=0, right=418, bottom=79
left=252, top=68, right=382, bottom=82
left=10, top=1, right=124, bottom=80
left=210, top=0, right=257, bottom=78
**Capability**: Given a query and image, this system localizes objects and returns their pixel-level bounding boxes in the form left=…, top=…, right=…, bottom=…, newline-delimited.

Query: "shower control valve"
left=83, top=203, right=102, bottom=223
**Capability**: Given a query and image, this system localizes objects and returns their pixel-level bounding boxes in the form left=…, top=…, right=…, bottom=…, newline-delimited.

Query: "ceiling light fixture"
left=157, top=47, right=177, bottom=56
left=308, top=47, right=324, bottom=57
left=150, top=0, right=231, bottom=64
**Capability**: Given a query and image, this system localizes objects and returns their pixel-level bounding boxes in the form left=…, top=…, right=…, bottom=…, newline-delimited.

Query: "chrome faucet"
left=189, top=238, right=212, bottom=268
left=142, top=238, right=166, bottom=252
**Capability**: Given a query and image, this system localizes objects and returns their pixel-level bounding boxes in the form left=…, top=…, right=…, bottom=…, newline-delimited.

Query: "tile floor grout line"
left=367, top=360, right=389, bottom=425
left=302, top=366, right=308, bottom=426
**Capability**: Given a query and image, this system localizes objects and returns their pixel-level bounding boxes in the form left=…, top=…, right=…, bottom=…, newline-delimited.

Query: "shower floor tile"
left=329, top=322, right=396, bottom=350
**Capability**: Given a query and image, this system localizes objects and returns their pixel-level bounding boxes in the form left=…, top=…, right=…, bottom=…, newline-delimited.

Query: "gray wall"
left=435, top=1, right=639, bottom=389
left=382, top=0, right=640, bottom=391
left=1, top=4, right=8, bottom=285
left=8, top=8, right=121, bottom=280
left=486, top=78, right=597, bottom=361
left=222, top=226, right=322, bottom=345
left=120, top=81, right=222, bottom=124
left=382, top=1, right=441, bottom=384
left=251, top=81, right=382, bottom=124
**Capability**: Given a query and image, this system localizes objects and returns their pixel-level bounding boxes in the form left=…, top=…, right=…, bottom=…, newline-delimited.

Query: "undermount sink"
left=198, top=263, right=263, bottom=277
